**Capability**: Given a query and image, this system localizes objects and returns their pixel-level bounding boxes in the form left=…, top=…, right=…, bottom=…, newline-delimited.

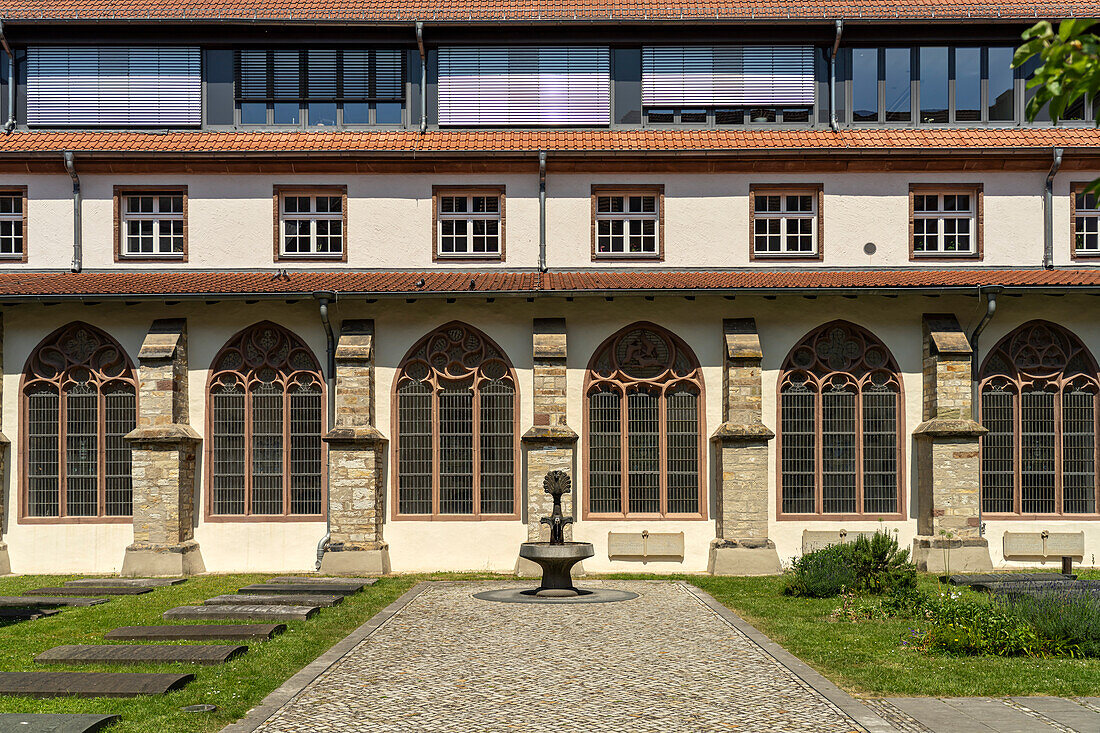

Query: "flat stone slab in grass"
left=0, top=713, right=122, bottom=732
left=949, top=573, right=1075, bottom=586
left=0, top=596, right=106, bottom=608
left=271, top=577, right=376, bottom=588
left=164, top=605, right=318, bottom=622
left=64, top=578, right=185, bottom=588
left=0, top=608, right=60, bottom=620
left=977, top=579, right=1100, bottom=592
left=36, top=644, right=247, bottom=666
left=27, top=586, right=152, bottom=596
left=207, top=593, right=342, bottom=608
left=0, top=671, right=194, bottom=698
left=238, top=583, right=358, bottom=596
left=106, top=624, right=286, bottom=641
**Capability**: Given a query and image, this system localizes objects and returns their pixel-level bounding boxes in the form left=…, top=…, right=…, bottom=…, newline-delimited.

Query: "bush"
left=848, top=530, right=917, bottom=594
left=783, top=543, right=856, bottom=598
left=1002, top=587, right=1100, bottom=657
left=921, top=590, right=1045, bottom=656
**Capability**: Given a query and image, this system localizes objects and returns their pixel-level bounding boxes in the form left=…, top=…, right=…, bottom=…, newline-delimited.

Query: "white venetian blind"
left=642, top=46, right=816, bottom=106
left=438, top=46, right=610, bottom=126
left=27, top=46, right=201, bottom=127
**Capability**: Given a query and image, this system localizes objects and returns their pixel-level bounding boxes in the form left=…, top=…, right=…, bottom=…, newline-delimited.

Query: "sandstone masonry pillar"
left=320, top=319, right=390, bottom=575
left=0, top=314, right=11, bottom=575
left=122, top=318, right=204, bottom=576
left=517, top=318, right=579, bottom=576
left=911, top=314, right=992, bottom=573
left=709, top=318, right=781, bottom=575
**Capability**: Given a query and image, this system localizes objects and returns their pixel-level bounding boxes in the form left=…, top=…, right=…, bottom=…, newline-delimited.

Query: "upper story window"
left=116, top=188, right=186, bottom=261
left=1073, top=184, right=1100, bottom=259
left=0, top=189, right=26, bottom=261
left=910, top=186, right=982, bottom=259
left=237, top=49, right=404, bottom=127
left=592, top=186, right=663, bottom=260
left=27, top=47, right=200, bottom=127
left=751, top=186, right=822, bottom=259
left=275, top=187, right=346, bottom=261
left=437, top=46, right=610, bottom=126
left=433, top=187, right=504, bottom=260
left=642, top=46, right=815, bottom=127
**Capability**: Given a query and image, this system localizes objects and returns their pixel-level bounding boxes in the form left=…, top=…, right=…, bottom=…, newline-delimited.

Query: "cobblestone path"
left=253, top=581, right=867, bottom=732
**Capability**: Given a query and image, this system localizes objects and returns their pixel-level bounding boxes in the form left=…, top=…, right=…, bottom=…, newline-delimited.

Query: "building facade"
left=0, top=1, right=1097, bottom=575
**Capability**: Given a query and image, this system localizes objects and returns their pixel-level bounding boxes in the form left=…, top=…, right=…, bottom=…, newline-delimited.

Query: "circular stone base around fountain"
left=473, top=588, right=639, bottom=604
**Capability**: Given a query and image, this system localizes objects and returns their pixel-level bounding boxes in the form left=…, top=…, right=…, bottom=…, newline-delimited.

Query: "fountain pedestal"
left=519, top=541, right=594, bottom=596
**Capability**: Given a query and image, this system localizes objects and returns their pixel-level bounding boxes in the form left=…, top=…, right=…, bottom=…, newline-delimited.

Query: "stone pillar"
left=911, top=314, right=992, bottom=573
left=517, top=318, right=579, bottom=576
left=122, top=319, right=204, bottom=576
left=0, top=314, right=11, bottom=575
left=709, top=318, right=781, bottom=576
left=320, top=319, right=390, bottom=575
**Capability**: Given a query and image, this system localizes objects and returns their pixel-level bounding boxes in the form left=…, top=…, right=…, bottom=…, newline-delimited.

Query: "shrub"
left=922, top=590, right=1044, bottom=656
left=1001, top=587, right=1100, bottom=657
left=848, top=530, right=917, bottom=594
left=783, top=543, right=856, bottom=598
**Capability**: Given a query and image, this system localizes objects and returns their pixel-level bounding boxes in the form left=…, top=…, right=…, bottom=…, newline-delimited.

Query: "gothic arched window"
left=778, top=321, right=903, bottom=516
left=585, top=322, right=704, bottom=518
left=207, top=322, right=325, bottom=518
left=21, top=322, right=137, bottom=519
left=980, top=321, right=1099, bottom=515
left=394, top=322, right=518, bottom=518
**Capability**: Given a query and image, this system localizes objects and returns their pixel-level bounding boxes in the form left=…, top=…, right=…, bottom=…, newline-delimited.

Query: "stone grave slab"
left=271, top=577, right=376, bottom=589
left=238, top=583, right=357, bottom=596
left=164, top=605, right=318, bottom=622
left=974, top=579, right=1100, bottom=593
left=36, top=644, right=247, bottom=666
left=0, top=596, right=106, bottom=608
left=0, top=608, right=60, bottom=621
left=64, top=578, right=184, bottom=588
left=0, top=671, right=194, bottom=698
left=207, top=593, right=342, bottom=608
left=106, top=624, right=285, bottom=641
left=948, top=573, right=1074, bottom=586
left=0, top=713, right=121, bottom=732
left=27, top=587, right=152, bottom=597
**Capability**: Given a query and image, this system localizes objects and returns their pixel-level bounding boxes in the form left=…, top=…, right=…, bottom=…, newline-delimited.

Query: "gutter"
left=1043, top=147, right=1063, bottom=269
left=0, top=19, right=14, bottom=133
left=829, top=19, right=844, bottom=132
left=415, top=22, right=426, bottom=134
left=314, top=290, right=337, bottom=570
left=538, top=151, right=547, bottom=273
left=63, top=151, right=81, bottom=273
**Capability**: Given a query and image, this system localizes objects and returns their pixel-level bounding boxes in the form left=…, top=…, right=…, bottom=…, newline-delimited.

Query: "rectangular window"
left=1073, top=183, right=1100, bottom=257
left=751, top=187, right=821, bottom=258
left=116, top=189, right=186, bottom=260
left=592, top=187, right=662, bottom=259
left=911, top=186, right=981, bottom=258
left=238, top=48, right=404, bottom=127
left=434, top=188, right=505, bottom=260
left=954, top=47, right=982, bottom=122
left=437, top=46, right=610, bottom=126
left=884, top=48, right=912, bottom=123
left=0, top=190, right=25, bottom=259
left=28, top=47, right=200, bottom=127
left=275, top=188, right=346, bottom=260
left=987, top=47, right=1016, bottom=121
left=919, top=47, right=948, bottom=123
left=851, top=48, right=879, bottom=122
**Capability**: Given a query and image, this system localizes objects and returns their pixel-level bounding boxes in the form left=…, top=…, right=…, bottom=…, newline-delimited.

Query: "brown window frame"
left=431, top=185, right=507, bottom=262
left=979, top=320, right=1100, bottom=519
left=908, top=183, right=984, bottom=261
left=204, top=321, right=328, bottom=522
left=582, top=321, right=706, bottom=521
left=749, top=184, right=824, bottom=261
left=776, top=320, right=906, bottom=521
left=113, top=186, right=188, bottom=263
left=19, top=321, right=138, bottom=524
left=0, top=186, right=27, bottom=263
left=391, top=321, right=520, bottom=521
left=1071, top=181, right=1100, bottom=261
left=272, top=185, right=348, bottom=263
left=590, top=184, right=665, bottom=262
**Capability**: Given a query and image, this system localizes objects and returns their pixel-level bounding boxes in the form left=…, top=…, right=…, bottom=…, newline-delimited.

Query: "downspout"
left=63, top=151, right=81, bottom=273
left=1043, top=147, right=1063, bottom=269
left=829, top=19, right=844, bottom=132
left=0, top=19, right=15, bottom=133
left=538, top=151, right=547, bottom=273
left=968, top=285, right=1001, bottom=538
left=314, top=291, right=337, bottom=569
left=415, top=22, right=426, bottom=134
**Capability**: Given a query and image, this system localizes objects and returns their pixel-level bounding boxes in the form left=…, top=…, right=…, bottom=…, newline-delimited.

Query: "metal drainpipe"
left=1043, top=147, right=1064, bottom=269
left=538, top=151, right=547, bottom=273
left=829, top=19, right=844, bottom=132
left=63, top=151, right=81, bottom=273
left=968, top=285, right=1000, bottom=538
left=314, top=291, right=337, bottom=570
left=416, top=22, right=426, bottom=134
left=0, top=20, right=15, bottom=133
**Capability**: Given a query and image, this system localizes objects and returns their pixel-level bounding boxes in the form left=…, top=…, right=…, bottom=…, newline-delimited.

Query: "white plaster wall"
left=197, top=521, right=327, bottom=573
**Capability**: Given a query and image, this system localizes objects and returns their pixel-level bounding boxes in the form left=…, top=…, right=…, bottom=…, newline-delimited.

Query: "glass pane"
left=666, top=389, right=698, bottom=514
left=852, top=49, right=879, bottom=122
left=1022, top=56, right=1050, bottom=122
left=211, top=383, right=246, bottom=515
left=288, top=382, right=323, bottom=515
left=780, top=383, right=816, bottom=513
left=1021, top=390, right=1056, bottom=513
left=884, top=48, right=911, bottom=122
left=647, top=109, right=674, bottom=123
left=375, top=102, right=403, bottom=124
left=307, top=102, right=337, bottom=127
left=397, top=381, right=433, bottom=514
left=627, top=391, right=660, bottom=514
left=981, top=388, right=1015, bottom=513
left=588, top=389, right=622, bottom=514
left=343, top=102, right=370, bottom=124
left=273, top=102, right=300, bottom=125
left=479, top=380, right=514, bottom=515
left=954, top=47, right=982, bottom=122
left=822, top=386, right=857, bottom=513
left=439, top=386, right=474, bottom=514
left=862, top=386, right=897, bottom=513
left=919, top=47, right=948, bottom=123
left=104, top=386, right=135, bottom=516
left=27, top=387, right=60, bottom=517
left=251, top=383, right=284, bottom=515
left=241, top=102, right=267, bottom=125
left=65, top=383, right=98, bottom=517
left=1063, top=389, right=1096, bottom=514
left=987, top=47, right=1016, bottom=121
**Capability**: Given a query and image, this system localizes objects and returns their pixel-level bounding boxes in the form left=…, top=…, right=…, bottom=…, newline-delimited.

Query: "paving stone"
left=106, top=624, right=285, bottom=641
left=0, top=597, right=106, bottom=608
left=0, top=713, right=121, bottom=732
left=887, top=698, right=999, bottom=732
left=0, top=671, right=194, bottom=698
left=26, top=587, right=152, bottom=596
left=238, top=583, right=357, bottom=596
left=940, top=697, right=1060, bottom=733
left=36, top=644, right=247, bottom=666
left=206, top=593, right=342, bottom=608
left=1011, top=696, right=1100, bottom=731
left=164, top=605, right=317, bottom=622
left=64, top=578, right=184, bottom=588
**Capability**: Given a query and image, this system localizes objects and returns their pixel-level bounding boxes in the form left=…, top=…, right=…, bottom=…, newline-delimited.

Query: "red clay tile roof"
left=1, top=269, right=1099, bottom=298
left=3, top=128, right=1100, bottom=155
left=1, top=0, right=1096, bottom=22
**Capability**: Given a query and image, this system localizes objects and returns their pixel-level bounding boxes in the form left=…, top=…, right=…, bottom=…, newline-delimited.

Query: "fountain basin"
left=519, top=541, right=594, bottom=596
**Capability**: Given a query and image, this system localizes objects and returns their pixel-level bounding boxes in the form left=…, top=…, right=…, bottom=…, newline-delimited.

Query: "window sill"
left=776, top=512, right=905, bottom=521
left=119, top=255, right=186, bottom=262
left=582, top=513, right=707, bottom=521
left=391, top=513, right=520, bottom=522
left=204, top=514, right=326, bottom=523
left=593, top=254, right=662, bottom=261
left=18, top=515, right=133, bottom=525
left=910, top=253, right=981, bottom=261
left=435, top=254, right=504, bottom=261
left=752, top=252, right=821, bottom=260
left=275, top=254, right=345, bottom=262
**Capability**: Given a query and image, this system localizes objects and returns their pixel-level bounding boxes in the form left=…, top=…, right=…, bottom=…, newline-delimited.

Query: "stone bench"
left=36, top=644, right=247, bottom=666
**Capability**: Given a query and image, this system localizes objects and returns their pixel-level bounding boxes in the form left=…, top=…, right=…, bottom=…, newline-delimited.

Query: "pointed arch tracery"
left=979, top=320, right=1099, bottom=516
left=777, top=320, right=904, bottom=517
left=393, top=322, right=518, bottom=518
left=205, top=321, right=325, bottom=518
left=583, top=322, right=705, bottom=518
left=21, top=322, right=137, bottom=520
